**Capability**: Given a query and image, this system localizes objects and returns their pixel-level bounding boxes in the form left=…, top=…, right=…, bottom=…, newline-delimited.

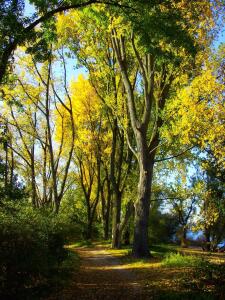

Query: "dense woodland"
left=0, top=0, right=225, bottom=299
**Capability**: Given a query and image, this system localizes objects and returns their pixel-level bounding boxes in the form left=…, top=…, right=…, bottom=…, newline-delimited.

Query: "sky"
left=213, top=24, right=225, bottom=48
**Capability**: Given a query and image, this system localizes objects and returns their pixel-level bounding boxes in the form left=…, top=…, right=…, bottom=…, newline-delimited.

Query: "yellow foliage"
left=163, top=68, right=225, bottom=165
left=55, top=74, right=112, bottom=165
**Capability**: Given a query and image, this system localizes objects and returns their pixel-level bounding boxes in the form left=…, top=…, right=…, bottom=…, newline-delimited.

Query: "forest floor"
left=46, top=242, right=225, bottom=300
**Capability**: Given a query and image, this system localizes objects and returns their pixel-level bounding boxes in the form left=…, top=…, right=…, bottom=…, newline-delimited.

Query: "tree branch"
left=154, top=146, right=195, bottom=163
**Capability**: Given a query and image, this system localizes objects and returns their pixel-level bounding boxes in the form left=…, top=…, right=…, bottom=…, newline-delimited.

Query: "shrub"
left=0, top=201, right=72, bottom=299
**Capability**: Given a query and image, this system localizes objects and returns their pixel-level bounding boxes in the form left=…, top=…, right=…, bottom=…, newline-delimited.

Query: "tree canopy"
left=0, top=1, right=225, bottom=297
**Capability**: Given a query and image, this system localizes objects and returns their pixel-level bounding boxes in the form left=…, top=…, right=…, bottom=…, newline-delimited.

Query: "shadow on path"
left=48, top=246, right=152, bottom=300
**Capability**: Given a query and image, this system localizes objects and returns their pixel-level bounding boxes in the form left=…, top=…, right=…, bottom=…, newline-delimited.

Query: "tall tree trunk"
left=104, top=211, right=110, bottom=240
left=101, top=177, right=111, bottom=240
left=133, top=148, right=154, bottom=258
left=86, top=204, right=92, bottom=239
left=4, top=122, right=9, bottom=190
left=120, top=200, right=134, bottom=245
left=104, top=189, right=111, bottom=240
left=110, top=119, right=126, bottom=249
left=112, top=191, right=122, bottom=248
left=205, top=229, right=211, bottom=251
left=86, top=223, right=92, bottom=239
left=4, top=139, right=8, bottom=190
left=42, top=136, right=48, bottom=206
left=10, top=146, right=14, bottom=188
left=54, top=198, right=61, bottom=214
left=45, top=58, right=59, bottom=212
left=31, top=153, right=36, bottom=208
left=181, top=226, right=188, bottom=248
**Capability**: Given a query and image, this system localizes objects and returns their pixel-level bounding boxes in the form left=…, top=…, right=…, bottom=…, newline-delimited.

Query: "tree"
left=124, top=0, right=223, bottom=257
left=168, top=184, right=198, bottom=248
left=57, top=8, right=136, bottom=247
left=160, top=41, right=225, bottom=250
left=56, top=1, right=223, bottom=256
left=1, top=47, right=75, bottom=211
left=195, top=150, right=225, bottom=251
left=58, top=74, right=111, bottom=238
left=153, top=157, right=201, bottom=248
left=110, top=1, right=206, bottom=257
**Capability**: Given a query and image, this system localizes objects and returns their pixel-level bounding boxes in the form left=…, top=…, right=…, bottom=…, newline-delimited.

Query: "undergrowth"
left=161, top=252, right=206, bottom=268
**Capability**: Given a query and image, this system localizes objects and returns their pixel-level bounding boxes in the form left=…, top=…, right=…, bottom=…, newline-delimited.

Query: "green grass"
left=150, top=244, right=178, bottom=257
left=161, top=252, right=207, bottom=268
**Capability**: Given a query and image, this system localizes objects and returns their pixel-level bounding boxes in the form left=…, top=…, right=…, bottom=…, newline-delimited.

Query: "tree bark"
left=181, top=226, right=188, bottom=248
left=86, top=218, right=93, bottom=240
left=133, top=143, right=154, bottom=257
left=9, top=141, right=14, bottom=189
left=205, top=229, right=211, bottom=251
left=120, top=201, right=134, bottom=244
left=4, top=139, right=8, bottom=190
left=30, top=153, right=37, bottom=208
left=112, top=191, right=122, bottom=248
left=101, top=176, right=111, bottom=240
left=104, top=206, right=110, bottom=239
left=104, top=185, right=111, bottom=240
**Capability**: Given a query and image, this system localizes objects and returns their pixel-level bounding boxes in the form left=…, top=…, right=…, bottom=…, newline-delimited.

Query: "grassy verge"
left=67, top=239, right=93, bottom=248
left=161, top=252, right=206, bottom=268
left=104, top=243, right=225, bottom=299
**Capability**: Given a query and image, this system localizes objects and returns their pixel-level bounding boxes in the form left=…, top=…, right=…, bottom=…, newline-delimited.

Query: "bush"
left=0, top=201, right=72, bottom=299
left=161, top=252, right=206, bottom=268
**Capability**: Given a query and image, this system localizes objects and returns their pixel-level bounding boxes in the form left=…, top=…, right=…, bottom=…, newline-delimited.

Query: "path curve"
left=49, top=245, right=152, bottom=300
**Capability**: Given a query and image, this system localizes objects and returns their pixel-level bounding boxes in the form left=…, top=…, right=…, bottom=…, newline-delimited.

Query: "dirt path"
left=50, top=245, right=152, bottom=300
left=46, top=245, right=225, bottom=299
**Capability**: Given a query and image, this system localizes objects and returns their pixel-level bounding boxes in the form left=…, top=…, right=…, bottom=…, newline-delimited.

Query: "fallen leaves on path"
left=46, top=244, right=224, bottom=300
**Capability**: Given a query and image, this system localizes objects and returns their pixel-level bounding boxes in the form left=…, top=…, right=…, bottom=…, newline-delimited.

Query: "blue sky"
left=24, top=1, right=35, bottom=17
left=214, top=24, right=225, bottom=48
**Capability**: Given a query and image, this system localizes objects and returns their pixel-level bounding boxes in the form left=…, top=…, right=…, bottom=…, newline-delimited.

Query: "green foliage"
left=0, top=201, right=76, bottom=298
left=149, top=209, right=179, bottom=244
left=59, top=188, right=93, bottom=240
left=0, top=1, right=27, bottom=46
left=162, top=252, right=206, bottom=268
left=0, top=158, right=26, bottom=201
left=0, top=1, right=33, bottom=82
left=26, top=18, right=57, bottom=62
left=127, top=2, right=196, bottom=60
